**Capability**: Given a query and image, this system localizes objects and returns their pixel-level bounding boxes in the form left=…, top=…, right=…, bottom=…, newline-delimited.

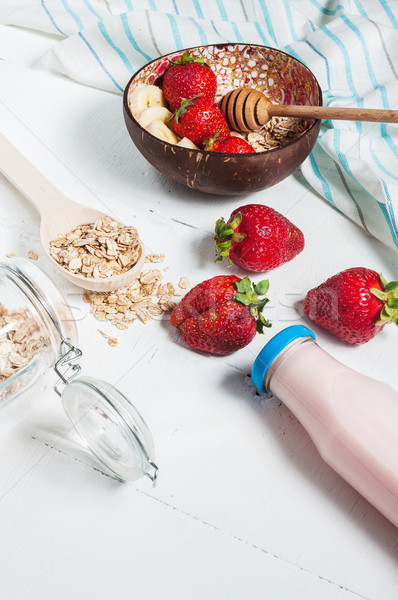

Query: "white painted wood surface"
left=1, top=24, right=398, bottom=600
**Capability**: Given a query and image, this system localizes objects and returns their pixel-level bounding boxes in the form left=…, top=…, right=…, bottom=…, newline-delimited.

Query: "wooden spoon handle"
left=0, top=133, right=79, bottom=218
left=266, top=104, right=398, bottom=123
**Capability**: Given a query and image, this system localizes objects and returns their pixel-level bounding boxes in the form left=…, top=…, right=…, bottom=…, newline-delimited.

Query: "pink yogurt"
left=252, top=325, right=398, bottom=528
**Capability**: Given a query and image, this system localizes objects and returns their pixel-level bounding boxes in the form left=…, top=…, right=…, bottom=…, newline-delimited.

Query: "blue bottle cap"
left=251, top=325, right=316, bottom=394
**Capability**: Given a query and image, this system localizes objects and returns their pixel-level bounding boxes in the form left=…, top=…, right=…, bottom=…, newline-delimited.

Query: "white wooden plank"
left=1, top=25, right=398, bottom=600
left=0, top=447, right=374, bottom=600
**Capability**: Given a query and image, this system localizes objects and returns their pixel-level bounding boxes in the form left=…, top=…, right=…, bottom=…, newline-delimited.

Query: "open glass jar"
left=0, top=257, right=158, bottom=483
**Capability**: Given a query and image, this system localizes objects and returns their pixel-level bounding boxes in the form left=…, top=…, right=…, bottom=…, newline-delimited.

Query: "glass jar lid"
left=62, top=377, right=158, bottom=482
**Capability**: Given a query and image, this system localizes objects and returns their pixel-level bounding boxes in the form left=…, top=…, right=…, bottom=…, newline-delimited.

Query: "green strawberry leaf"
left=229, top=212, right=243, bottom=230
left=233, top=277, right=271, bottom=335
left=172, top=93, right=203, bottom=123
left=217, top=240, right=232, bottom=251
left=234, top=293, right=251, bottom=306
left=214, top=211, right=245, bottom=264
left=373, top=273, right=398, bottom=326
left=385, top=281, right=398, bottom=293
left=231, top=232, right=247, bottom=243
left=256, top=320, right=264, bottom=334
left=254, top=280, right=269, bottom=295
left=256, top=313, right=272, bottom=334
left=387, top=298, right=398, bottom=309
left=171, top=52, right=210, bottom=67
left=256, top=297, right=270, bottom=311
left=234, top=276, right=252, bottom=294
left=221, top=227, right=234, bottom=237
left=370, top=287, right=387, bottom=301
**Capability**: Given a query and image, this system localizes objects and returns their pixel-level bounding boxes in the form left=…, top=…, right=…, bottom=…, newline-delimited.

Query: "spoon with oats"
left=0, top=134, right=145, bottom=292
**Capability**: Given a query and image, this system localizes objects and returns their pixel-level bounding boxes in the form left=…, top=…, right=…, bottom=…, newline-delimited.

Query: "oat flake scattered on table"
left=145, top=253, right=165, bottom=263
left=97, top=330, right=119, bottom=347
left=49, top=216, right=141, bottom=279
left=84, top=263, right=187, bottom=329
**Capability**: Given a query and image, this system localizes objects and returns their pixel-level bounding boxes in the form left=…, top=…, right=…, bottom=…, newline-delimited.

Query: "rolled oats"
left=145, top=254, right=165, bottom=263
left=244, top=116, right=311, bottom=152
left=178, top=277, right=190, bottom=289
left=28, top=250, right=39, bottom=260
left=97, top=329, right=119, bottom=347
left=49, top=216, right=141, bottom=279
left=0, top=304, right=47, bottom=384
left=84, top=266, right=189, bottom=330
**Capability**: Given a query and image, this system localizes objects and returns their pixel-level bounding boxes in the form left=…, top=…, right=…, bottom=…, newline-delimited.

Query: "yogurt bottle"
left=251, top=325, right=398, bottom=528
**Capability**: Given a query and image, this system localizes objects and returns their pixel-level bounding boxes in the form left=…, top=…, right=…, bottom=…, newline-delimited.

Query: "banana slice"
left=146, top=120, right=179, bottom=144
left=138, top=106, right=173, bottom=128
left=177, top=137, right=199, bottom=150
left=128, top=85, right=166, bottom=118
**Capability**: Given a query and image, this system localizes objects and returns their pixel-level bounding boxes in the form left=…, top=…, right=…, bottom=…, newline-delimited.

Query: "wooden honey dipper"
left=219, top=87, right=398, bottom=132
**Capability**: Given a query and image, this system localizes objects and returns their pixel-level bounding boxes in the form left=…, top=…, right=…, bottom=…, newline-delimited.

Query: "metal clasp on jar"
left=53, top=338, right=83, bottom=397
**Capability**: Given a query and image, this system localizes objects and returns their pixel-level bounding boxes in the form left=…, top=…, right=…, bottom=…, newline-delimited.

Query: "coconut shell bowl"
left=123, top=44, right=322, bottom=196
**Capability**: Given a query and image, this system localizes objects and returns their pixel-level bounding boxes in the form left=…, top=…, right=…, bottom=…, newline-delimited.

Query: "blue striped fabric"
left=2, top=0, right=398, bottom=250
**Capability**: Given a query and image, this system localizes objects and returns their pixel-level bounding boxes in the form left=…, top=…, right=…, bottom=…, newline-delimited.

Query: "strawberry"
left=170, top=95, right=229, bottom=147
left=303, top=267, right=398, bottom=344
left=163, top=52, right=217, bottom=112
left=206, top=135, right=255, bottom=154
left=170, top=275, right=271, bottom=355
left=214, top=204, right=304, bottom=272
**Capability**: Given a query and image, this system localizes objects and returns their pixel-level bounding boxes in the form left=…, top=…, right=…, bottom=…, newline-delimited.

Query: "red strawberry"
left=170, top=96, right=229, bottom=147
left=163, top=52, right=217, bottom=112
left=170, top=275, right=271, bottom=355
left=214, top=204, right=304, bottom=272
left=206, top=135, right=255, bottom=154
left=303, top=267, right=398, bottom=344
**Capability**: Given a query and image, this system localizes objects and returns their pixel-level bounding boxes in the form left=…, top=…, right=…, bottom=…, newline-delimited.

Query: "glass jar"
left=0, top=257, right=158, bottom=483
left=251, top=325, right=398, bottom=528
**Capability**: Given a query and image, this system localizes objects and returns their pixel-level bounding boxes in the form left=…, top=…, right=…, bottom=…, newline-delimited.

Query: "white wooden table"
left=1, top=23, right=398, bottom=600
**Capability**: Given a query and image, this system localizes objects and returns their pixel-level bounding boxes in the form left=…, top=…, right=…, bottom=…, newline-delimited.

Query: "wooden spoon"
left=0, top=133, right=145, bottom=292
left=220, top=87, right=398, bottom=132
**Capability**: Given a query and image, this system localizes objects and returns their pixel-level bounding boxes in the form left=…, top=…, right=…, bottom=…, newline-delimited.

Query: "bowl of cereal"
left=123, top=44, right=322, bottom=196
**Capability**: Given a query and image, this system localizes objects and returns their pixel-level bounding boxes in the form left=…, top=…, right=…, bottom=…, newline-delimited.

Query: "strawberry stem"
left=370, top=275, right=398, bottom=326
left=171, top=93, right=203, bottom=123
left=169, top=51, right=210, bottom=68
left=204, top=126, right=229, bottom=151
left=214, top=212, right=247, bottom=265
left=233, top=277, right=271, bottom=333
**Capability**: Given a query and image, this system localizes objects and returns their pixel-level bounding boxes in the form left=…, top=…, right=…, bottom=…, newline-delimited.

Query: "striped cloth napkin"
left=2, top=0, right=398, bottom=251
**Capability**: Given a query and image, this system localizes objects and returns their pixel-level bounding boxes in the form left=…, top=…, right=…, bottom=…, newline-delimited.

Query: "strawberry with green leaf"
left=170, top=274, right=271, bottom=355
left=163, top=52, right=217, bottom=112
left=214, top=204, right=304, bottom=272
left=303, top=267, right=398, bottom=344
left=170, top=95, right=229, bottom=147
left=205, top=134, right=255, bottom=154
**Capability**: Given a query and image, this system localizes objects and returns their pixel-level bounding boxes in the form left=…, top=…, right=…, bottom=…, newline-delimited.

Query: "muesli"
left=49, top=216, right=141, bottom=279
left=0, top=304, right=47, bottom=384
